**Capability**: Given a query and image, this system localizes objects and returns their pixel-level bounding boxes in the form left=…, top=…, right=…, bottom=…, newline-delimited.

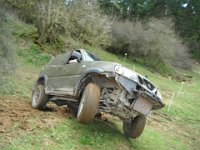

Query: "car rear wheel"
left=123, top=115, right=146, bottom=138
left=77, top=83, right=100, bottom=123
left=32, top=84, right=48, bottom=109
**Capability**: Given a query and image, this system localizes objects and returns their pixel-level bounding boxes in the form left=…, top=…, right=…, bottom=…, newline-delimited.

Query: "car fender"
left=35, top=74, right=48, bottom=88
left=74, top=67, right=104, bottom=96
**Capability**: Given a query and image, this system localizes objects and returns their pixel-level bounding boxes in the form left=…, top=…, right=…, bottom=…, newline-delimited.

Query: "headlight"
left=114, top=65, right=138, bottom=82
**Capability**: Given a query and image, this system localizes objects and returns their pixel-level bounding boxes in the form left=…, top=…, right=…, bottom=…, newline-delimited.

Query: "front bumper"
left=116, top=75, right=165, bottom=115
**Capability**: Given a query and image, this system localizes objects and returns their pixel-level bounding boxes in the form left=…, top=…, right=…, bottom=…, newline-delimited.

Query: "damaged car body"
left=32, top=49, right=164, bottom=138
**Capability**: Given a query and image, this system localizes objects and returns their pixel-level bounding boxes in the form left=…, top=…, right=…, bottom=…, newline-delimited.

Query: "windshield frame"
left=81, top=50, right=101, bottom=61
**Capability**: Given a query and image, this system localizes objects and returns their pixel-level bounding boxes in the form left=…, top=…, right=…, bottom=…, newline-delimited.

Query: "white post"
left=124, top=53, right=127, bottom=62
left=177, top=82, right=184, bottom=96
left=167, top=92, right=176, bottom=112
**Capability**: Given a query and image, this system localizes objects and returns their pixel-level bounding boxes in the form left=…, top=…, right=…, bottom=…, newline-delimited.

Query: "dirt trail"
left=0, top=95, right=68, bottom=136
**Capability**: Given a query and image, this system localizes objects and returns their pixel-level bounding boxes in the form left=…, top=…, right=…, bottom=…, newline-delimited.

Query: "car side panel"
left=44, top=62, right=87, bottom=96
left=42, top=60, right=118, bottom=96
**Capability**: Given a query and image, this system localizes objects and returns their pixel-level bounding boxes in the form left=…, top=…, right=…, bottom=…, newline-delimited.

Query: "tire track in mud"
left=0, top=95, right=69, bottom=142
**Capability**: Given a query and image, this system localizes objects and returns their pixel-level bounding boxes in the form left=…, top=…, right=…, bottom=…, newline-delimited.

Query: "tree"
left=98, top=0, right=200, bottom=60
left=169, top=0, right=200, bottom=59
left=98, top=0, right=167, bottom=20
left=35, top=0, right=111, bottom=47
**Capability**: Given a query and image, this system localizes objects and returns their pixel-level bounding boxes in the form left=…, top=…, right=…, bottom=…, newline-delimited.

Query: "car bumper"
left=116, top=75, right=165, bottom=115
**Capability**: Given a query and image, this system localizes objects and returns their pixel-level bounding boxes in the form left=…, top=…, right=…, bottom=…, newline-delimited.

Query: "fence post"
left=167, top=92, right=176, bottom=112
left=177, top=82, right=184, bottom=96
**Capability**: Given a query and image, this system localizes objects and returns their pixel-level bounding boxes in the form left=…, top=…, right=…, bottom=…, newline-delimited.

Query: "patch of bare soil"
left=0, top=95, right=69, bottom=145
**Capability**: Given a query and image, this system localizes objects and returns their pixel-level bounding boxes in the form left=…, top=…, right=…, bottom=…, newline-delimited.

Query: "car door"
left=45, top=51, right=86, bottom=96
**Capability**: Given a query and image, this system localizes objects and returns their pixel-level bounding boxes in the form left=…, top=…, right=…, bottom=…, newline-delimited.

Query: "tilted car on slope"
left=32, top=49, right=164, bottom=138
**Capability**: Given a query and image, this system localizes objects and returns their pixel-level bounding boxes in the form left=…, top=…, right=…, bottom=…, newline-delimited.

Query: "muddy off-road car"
left=32, top=49, right=164, bottom=138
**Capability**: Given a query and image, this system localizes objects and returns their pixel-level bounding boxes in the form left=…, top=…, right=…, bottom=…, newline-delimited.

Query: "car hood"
left=84, top=61, right=120, bottom=73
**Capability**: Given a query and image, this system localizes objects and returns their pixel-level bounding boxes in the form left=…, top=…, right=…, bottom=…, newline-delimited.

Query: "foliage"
left=98, top=0, right=200, bottom=61
left=64, top=0, right=111, bottom=48
left=169, top=0, right=200, bottom=60
left=107, top=19, right=194, bottom=74
left=2, top=0, right=200, bottom=71
left=4, top=0, right=37, bottom=23
left=4, top=0, right=111, bottom=48
left=98, top=0, right=167, bottom=20
left=34, top=0, right=111, bottom=47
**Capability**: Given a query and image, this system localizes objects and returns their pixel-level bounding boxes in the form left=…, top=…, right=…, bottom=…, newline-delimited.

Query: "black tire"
left=31, top=84, right=48, bottom=109
left=123, top=115, right=146, bottom=138
left=77, top=83, right=100, bottom=123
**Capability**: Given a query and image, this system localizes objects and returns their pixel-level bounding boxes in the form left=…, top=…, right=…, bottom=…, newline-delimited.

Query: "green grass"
left=16, top=44, right=51, bottom=66
left=0, top=43, right=51, bottom=96
left=2, top=118, right=191, bottom=150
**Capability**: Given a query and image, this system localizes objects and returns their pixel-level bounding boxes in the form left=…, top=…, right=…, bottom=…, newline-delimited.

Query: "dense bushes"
left=34, top=0, right=111, bottom=47
left=107, top=18, right=193, bottom=73
left=4, top=0, right=111, bottom=48
left=63, top=0, right=111, bottom=47
left=98, top=0, right=200, bottom=62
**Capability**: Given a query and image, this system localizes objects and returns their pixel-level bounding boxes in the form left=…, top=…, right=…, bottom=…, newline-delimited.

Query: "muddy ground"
left=0, top=96, right=69, bottom=146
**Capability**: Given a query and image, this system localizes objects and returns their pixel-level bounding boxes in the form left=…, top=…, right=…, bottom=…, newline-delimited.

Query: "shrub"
left=108, top=18, right=194, bottom=73
left=35, top=0, right=111, bottom=48
left=4, top=0, right=111, bottom=48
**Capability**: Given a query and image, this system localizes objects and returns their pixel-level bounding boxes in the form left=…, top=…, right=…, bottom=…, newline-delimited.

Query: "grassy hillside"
left=0, top=14, right=200, bottom=150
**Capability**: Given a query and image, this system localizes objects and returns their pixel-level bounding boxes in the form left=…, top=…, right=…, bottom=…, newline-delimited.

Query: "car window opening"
left=68, top=51, right=82, bottom=64
left=84, top=51, right=100, bottom=61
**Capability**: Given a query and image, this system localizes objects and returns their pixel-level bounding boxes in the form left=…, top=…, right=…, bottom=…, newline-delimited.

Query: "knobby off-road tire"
left=31, top=84, right=48, bottom=109
left=123, top=115, right=146, bottom=138
left=77, top=83, right=100, bottom=123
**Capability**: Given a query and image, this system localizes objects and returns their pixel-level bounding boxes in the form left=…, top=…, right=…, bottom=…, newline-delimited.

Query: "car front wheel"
left=32, top=84, right=48, bottom=109
left=123, top=115, right=146, bottom=138
left=77, top=83, right=100, bottom=123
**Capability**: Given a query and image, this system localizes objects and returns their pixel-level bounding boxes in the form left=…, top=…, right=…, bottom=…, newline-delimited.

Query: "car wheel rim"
left=78, top=94, right=86, bottom=117
left=33, top=88, right=40, bottom=105
left=78, top=103, right=83, bottom=117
